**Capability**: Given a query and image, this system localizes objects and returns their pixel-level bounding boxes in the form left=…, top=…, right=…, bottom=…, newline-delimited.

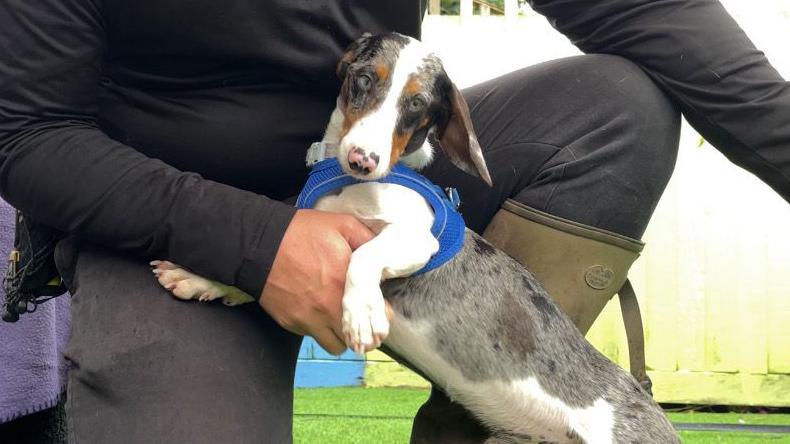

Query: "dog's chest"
left=313, top=181, right=434, bottom=234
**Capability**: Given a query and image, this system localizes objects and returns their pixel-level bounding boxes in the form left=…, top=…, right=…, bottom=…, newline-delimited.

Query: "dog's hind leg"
left=151, top=260, right=254, bottom=306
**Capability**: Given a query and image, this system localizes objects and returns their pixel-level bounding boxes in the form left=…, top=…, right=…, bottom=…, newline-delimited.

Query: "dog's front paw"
left=342, top=285, right=390, bottom=355
left=150, top=260, right=225, bottom=302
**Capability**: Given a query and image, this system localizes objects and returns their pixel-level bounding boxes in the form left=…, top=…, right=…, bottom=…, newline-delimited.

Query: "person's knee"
left=507, top=53, right=681, bottom=172
left=586, top=54, right=680, bottom=185
left=510, top=55, right=681, bottom=238
left=581, top=54, right=676, bottom=115
left=587, top=54, right=680, bottom=139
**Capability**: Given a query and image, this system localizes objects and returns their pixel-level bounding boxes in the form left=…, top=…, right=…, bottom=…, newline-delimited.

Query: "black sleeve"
left=527, top=0, right=790, bottom=201
left=0, top=0, right=295, bottom=296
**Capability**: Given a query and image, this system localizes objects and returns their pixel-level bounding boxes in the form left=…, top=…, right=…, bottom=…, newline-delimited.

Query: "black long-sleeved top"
left=1, top=1, right=788, bottom=297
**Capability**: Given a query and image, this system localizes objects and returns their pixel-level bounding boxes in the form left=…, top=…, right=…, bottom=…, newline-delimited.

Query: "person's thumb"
left=339, top=216, right=375, bottom=251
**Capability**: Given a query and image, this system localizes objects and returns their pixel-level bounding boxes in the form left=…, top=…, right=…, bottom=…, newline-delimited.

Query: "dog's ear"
left=433, top=79, right=492, bottom=186
left=337, top=32, right=373, bottom=80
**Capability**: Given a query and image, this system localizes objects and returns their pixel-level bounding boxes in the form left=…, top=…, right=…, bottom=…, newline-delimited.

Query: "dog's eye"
left=409, top=96, right=426, bottom=113
left=356, top=74, right=372, bottom=91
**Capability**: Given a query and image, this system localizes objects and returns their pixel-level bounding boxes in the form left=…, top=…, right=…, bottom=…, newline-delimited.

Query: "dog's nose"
left=348, top=147, right=379, bottom=175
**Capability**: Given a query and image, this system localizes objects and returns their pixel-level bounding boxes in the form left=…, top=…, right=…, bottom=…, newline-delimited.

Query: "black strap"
left=2, top=211, right=67, bottom=322
left=617, top=279, right=653, bottom=396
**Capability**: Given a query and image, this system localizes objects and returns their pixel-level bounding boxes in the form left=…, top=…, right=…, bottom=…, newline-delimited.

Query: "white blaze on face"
left=339, top=38, right=433, bottom=180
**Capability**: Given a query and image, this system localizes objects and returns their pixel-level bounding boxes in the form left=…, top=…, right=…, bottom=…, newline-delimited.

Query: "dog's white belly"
left=385, top=315, right=614, bottom=444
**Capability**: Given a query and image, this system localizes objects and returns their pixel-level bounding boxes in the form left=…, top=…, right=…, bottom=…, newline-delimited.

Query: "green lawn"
left=294, top=387, right=790, bottom=443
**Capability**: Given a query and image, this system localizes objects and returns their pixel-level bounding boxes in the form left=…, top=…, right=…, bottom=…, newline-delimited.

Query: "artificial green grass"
left=671, top=412, right=790, bottom=443
left=294, top=387, right=790, bottom=443
left=294, top=387, right=426, bottom=444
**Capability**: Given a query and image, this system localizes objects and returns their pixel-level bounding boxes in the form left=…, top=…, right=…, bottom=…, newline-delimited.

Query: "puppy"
left=153, top=33, right=679, bottom=443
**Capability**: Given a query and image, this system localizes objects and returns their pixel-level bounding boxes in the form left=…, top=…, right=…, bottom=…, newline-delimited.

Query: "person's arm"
left=0, top=0, right=297, bottom=297
left=0, top=1, right=377, bottom=355
left=527, top=0, right=790, bottom=201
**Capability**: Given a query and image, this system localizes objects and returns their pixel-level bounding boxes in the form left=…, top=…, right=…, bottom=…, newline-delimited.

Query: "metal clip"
left=445, top=187, right=461, bottom=210
left=8, top=250, right=19, bottom=276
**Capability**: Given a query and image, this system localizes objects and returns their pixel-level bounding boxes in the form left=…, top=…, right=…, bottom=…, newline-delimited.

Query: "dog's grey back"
left=383, top=230, right=678, bottom=443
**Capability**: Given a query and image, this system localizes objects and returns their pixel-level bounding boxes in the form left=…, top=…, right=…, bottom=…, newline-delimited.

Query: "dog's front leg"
left=343, top=226, right=438, bottom=354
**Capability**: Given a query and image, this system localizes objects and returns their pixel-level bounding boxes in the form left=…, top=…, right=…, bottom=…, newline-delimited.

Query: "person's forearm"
left=0, top=121, right=295, bottom=296
left=0, top=0, right=295, bottom=296
left=528, top=0, right=790, bottom=200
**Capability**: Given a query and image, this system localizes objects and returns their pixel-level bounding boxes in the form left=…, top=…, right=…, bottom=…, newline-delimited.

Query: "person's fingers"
left=313, top=327, right=347, bottom=356
left=339, top=216, right=375, bottom=250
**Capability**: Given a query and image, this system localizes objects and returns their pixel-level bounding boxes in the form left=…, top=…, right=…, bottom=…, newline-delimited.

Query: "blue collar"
left=296, top=157, right=465, bottom=275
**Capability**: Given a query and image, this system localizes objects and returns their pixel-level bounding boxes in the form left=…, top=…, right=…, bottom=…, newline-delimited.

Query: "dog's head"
left=334, top=32, right=492, bottom=186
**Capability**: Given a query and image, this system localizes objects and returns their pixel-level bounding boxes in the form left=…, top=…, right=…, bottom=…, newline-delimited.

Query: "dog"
left=151, top=32, right=679, bottom=443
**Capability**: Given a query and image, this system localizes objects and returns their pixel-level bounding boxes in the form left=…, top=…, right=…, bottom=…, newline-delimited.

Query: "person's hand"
left=259, top=209, right=375, bottom=355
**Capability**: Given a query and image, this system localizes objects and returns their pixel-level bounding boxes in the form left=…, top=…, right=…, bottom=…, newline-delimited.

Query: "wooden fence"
left=428, top=0, right=520, bottom=17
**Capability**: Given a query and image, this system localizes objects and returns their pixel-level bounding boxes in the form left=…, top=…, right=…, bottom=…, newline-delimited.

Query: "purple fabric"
left=0, top=199, right=71, bottom=423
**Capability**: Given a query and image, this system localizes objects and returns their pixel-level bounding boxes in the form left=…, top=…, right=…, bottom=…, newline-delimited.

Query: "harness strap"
left=296, top=157, right=465, bottom=275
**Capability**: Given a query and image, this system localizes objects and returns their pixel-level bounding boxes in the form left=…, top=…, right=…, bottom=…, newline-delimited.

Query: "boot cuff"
left=501, top=200, right=644, bottom=254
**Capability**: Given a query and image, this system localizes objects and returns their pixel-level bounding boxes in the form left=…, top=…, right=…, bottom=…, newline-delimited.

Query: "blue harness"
left=296, top=145, right=465, bottom=275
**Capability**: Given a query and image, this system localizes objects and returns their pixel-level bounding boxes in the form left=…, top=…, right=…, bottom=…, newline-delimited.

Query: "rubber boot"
left=482, top=199, right=643, bottom=334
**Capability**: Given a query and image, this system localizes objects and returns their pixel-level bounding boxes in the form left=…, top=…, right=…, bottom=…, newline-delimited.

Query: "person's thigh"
left=424, top=54, right=681, bottom=239
left=61, top=241, right=301, bottom=444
